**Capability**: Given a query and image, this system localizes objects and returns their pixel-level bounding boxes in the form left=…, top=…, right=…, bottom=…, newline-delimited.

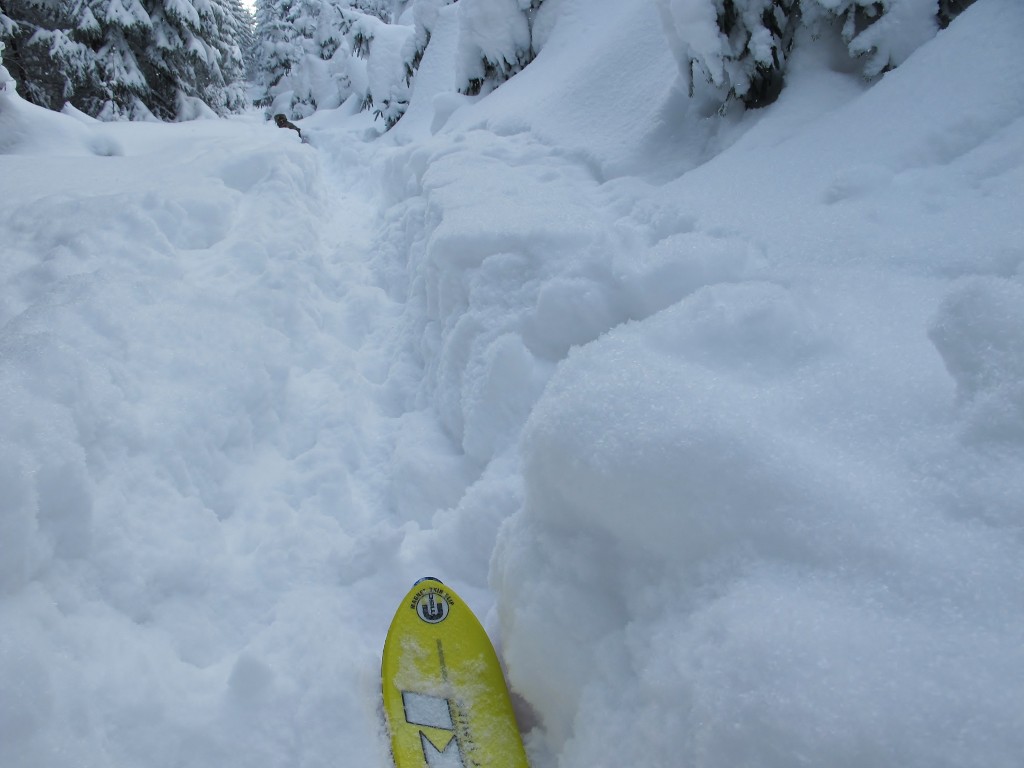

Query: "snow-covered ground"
left=3, top=1, right=1023, bottom=767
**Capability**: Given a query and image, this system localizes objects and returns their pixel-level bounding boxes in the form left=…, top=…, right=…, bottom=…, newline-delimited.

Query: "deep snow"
left=2, top=1, right=1023, bottom=767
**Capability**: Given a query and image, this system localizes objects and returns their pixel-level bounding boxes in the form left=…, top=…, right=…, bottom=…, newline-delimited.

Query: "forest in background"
left=1, top=0, right=977, bottom=124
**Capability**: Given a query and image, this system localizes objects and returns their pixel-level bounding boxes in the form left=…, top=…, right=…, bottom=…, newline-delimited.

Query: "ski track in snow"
left=3, top=1, right=1024, bottom=767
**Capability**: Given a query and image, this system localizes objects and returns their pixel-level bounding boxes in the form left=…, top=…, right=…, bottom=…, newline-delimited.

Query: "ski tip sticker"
left=408, top=580, right=455, bottom=624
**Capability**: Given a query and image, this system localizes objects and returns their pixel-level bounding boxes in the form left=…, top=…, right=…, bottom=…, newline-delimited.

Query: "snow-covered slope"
left=2, top=1, right=1023, bottom=767
left=377, top=2, right=1024, bottom=765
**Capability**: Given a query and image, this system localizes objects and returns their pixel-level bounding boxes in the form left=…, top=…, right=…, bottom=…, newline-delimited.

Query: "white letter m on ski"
left=402, top=691, right=465, bottom=768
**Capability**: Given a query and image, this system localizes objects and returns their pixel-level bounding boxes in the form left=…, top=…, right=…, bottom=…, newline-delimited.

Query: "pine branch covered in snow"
left=350, top=0, right=389, bottom=20
left=938, top=0, right=975, bottom=28
left=658, top=0, right=978, bottom=110
left=802, top=0, right=940, bottom=78
left=455, top=0, right=541, bottom=96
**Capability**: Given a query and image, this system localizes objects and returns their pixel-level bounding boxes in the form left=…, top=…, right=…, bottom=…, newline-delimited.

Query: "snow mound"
left=486, top=2, right=1024, bottom=765
left=0, top=87, right=124, bottom=157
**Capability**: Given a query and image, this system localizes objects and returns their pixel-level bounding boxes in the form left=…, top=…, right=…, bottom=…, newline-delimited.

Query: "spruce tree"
left=251, top=0, right=303, bottom=113
left=0, top=0, right=248, bottom=118
left=78, top=0, right=153, bottom=118
left=0, top=0, right=97, bottom=109
left=228, top=0, right=257, bottom=79
left=139, top=0, right=247, bottom=119
left=252, top=0, right=388, bottom=120
left=205, top=0, right=249, bottom=113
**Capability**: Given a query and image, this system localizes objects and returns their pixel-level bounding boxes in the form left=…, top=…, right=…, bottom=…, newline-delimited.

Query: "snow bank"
left=485, top=2, right=1024, bottom=766
left=448, top=0, right=679, bottom=176
left=0, top=83, right=124, bottom=157
left=930, top=277, right=1024, bottom=447
left=373, top=0, right=1024, bottom=765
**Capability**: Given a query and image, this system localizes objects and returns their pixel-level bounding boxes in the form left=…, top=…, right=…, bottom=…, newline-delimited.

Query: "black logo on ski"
left=417, top=592, right=449, bottom=623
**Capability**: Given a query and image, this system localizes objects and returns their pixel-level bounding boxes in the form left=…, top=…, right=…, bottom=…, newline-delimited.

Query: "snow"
left=2, top=0, right=1023, bottom=767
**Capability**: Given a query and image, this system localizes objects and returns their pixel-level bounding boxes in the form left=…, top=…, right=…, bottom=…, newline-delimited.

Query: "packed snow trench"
left=2, top=1, right=1024, bottom=767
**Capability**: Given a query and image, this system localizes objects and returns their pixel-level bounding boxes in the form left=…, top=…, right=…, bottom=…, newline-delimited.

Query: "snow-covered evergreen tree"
left=252, top=0, right=408, bottom=121
left=76, top=0, right=153, bottom=118
left=455, top=0, right=542, bottom=96
left=659, top=0, right=980, bottom=111
left=254, top=0, right=351, bottom=118
left=367, top=0, right=449, bottom=126
left=208, top=0, right=250, bottom=111
left=0, top=0, right=95, bottom=109
left=229, top=0, right=258, bottom=79
left=248, top=0, right=555, bottom=128
left=139, top=0, right=247, bottom=119
left=252, top=0, right=294, bottom=108
left=0, top=0, right=247, bottom=118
